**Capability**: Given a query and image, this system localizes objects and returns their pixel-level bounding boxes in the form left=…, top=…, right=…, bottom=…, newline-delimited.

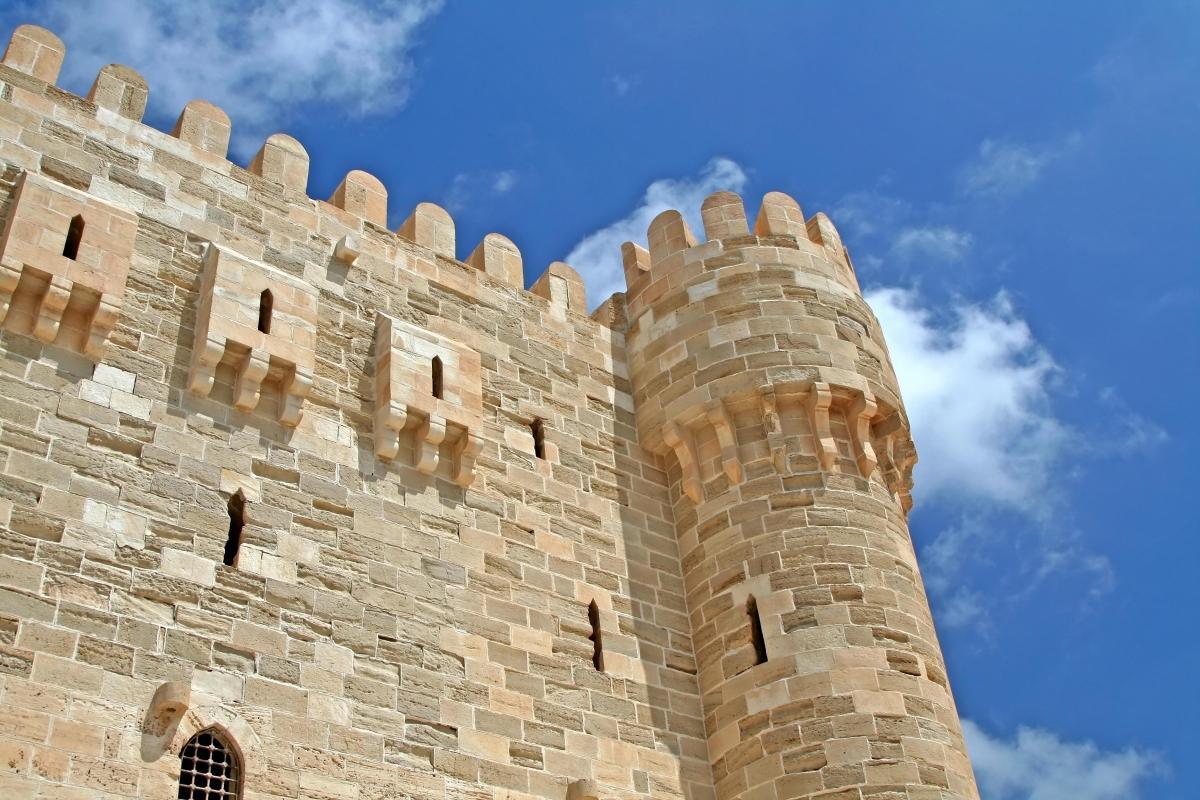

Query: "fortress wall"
left=0, top=26, right=711, bottom=800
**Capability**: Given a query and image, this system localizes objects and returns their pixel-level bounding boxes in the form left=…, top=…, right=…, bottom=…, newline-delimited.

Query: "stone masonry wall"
left=0, top=24, right=709, bottom=800
left=0, top=21, right=978, bottom=800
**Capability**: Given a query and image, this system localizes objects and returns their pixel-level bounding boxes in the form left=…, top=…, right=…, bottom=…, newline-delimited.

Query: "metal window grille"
left=178, top=728, right=241, bottom=800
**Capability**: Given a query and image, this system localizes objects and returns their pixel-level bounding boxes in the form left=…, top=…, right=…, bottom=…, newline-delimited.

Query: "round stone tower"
left=622, top=191, right=979, bottom=800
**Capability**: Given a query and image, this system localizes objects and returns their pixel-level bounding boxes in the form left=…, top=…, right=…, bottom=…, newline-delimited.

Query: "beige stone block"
left=170, top=99, right=231, bottom=157
left=2, top=25, right=65, bottom=83
left=86, top=64, right=148, bottom=121
left=159, top=548, right=215, bottom=588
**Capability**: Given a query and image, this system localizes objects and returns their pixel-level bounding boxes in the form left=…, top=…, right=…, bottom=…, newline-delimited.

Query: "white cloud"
left=1094, top=388, right=1168, bottom=456
left=958, top=135, right=1080, bottom=198
left=964, top=720, right=1164, bottom=800
left=891, top=226, right=974, bottom=264
left=565, top=157, right=748, bottom=309
left=444, top=169, right=519, bottom=212
left=865, top=287, right=1068, bottom=511
left=35, top=0, right=443, bottom=154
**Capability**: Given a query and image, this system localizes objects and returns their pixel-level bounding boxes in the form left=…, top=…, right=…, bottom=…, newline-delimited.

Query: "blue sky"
left=5, top=2, right=1196, bottom=797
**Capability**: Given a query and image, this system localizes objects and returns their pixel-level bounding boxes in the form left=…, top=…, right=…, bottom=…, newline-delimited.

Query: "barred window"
left=178, top=728, right=242, bottom=800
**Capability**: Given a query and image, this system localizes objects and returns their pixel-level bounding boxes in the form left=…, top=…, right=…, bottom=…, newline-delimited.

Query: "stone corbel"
left=146, top=681, right=191, bottom=737
left=706, top=399, right=743, bottom=484
left=806, top=382, right=839, bottom=472
left=567, top=779, right=599, bottom=800
left=32, top=273, right=71, bottom=343
left=452, top=430, right=483, bottom=487
left=663, top=420, right=702, bottom=503
left=278, top=366, right=313, bottom=427
left=375, top=399, right=409, bottom=461
left=760, top=386, right=787, bottom=474
left=85, top=294, right=123, bottom=358
left=0, top=259, right=21, bottom=321
left=334, top=234, right=360, bottom=264
left=232, top=348, right=270, bottom=413
left=187, top=332, right=227, bottom=399
left=848, top=389, right=879, bottom=478
left=415, top=413, right=447, bottom=475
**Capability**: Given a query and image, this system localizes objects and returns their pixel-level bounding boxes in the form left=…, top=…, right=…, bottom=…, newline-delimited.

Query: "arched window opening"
left=257, top=289, right=273, bottom=334
left=63, top=214, right=84, bottom=260
left=178, top=727, right=242, bottom=800
left=588, top=600, right=604, bottom=672
left=748, top=595, right=768, bottom=666
left=531, top=419, right=545, bottom=460
left=431, top=356, right=443, bottom=400
left=224, top=491, right=245, bottom=567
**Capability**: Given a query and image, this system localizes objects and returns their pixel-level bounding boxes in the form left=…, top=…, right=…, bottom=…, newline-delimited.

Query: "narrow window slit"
left=588, top=600, right=604, bottom=672
left=748, top=595, right=768, bottom=666
left=531, top=419, right=545, bottom=460
left=257, top=289, right=273, bottom=334
left=431, top=355, right=443, bottom=399
left=224, top=491, right=245, bottom=567
left=63, top=214, right=84, bottom=260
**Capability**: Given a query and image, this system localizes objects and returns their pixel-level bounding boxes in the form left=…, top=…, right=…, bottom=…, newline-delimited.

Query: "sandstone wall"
left=0, top=24, right=709, bottom=800
left=621, top=192, right=978, bottom=799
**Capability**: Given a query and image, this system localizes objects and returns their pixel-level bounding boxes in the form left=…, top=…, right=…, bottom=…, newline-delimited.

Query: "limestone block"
left=398, top=202, right=455, bottom=259
left=374, top=313, right=483, bottom=486
left=755, top=191, right=807, bottom=239
left=647, top=209, right=696, bottom=264
left=0, top=171, right=136, bottom=356
left=187, top=243, right=317, bottom=426
left=700, top=190, right=749, bottom=240
left=249, top=133, right=309, bottom=192
left=330, top=169, right=387, bottom=226
left=170, top=99, right=232, bottom=157
left=2, top=25, right=65, bottom=84
left=466, top=233, right=523, bottom=287
left=620, top=241, right=650, bottom=291
left=86, top=64, right=148, bottom=121
left=531, top=261, right=586, bottom=313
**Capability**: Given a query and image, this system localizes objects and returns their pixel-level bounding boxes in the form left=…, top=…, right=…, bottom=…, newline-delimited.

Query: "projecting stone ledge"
left=374, top=313, right=484, bottom=486
left=188, top=243, right=317, bottom=426
left=0, top=171, right=137, bottom=357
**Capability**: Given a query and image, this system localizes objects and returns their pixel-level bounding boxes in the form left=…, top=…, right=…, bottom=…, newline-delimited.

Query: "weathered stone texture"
left=0, top=23, right=976, bottom=800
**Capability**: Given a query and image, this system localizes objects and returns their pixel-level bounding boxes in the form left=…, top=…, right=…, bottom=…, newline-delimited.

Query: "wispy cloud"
left=565, top=157, right=748, bottom=308
left=444, top=169, right=518, bottom=212
left=964, top=720, right=1165, bottom=800
left=891, top=226, right=974, bottom=264
left=957, top=135, right=1081, bottom=198
left=31, top=0, right=443, bottom=154
left=1093, top=388, right=1169, bottom=456
left=610, top=74, right=640, bottom=97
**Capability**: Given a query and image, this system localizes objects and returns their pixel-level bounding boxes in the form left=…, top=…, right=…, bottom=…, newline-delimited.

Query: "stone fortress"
left=0, top=22, right=979, bottom=800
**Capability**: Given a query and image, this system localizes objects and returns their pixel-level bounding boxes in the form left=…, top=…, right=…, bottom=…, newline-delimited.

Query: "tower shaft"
left=623, top=192, right=979, bottom=800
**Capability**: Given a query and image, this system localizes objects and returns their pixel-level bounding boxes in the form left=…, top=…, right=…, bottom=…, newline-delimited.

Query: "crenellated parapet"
left=0, top=24, right=597, bottom=329
left=622, top=189, right=915, bottom=512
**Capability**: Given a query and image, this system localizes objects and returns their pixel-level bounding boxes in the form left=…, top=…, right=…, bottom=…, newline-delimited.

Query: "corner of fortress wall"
left=0, top=22, right=977, bottom=800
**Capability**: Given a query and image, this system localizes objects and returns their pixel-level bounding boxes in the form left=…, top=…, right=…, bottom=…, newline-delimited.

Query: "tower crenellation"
left=0, top=21, right=973, bottom=800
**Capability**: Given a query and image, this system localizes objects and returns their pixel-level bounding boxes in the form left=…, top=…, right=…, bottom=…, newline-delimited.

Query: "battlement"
left=621, top=190, right=862, bottom=322
left=0, top=24, right=601, bottom=321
